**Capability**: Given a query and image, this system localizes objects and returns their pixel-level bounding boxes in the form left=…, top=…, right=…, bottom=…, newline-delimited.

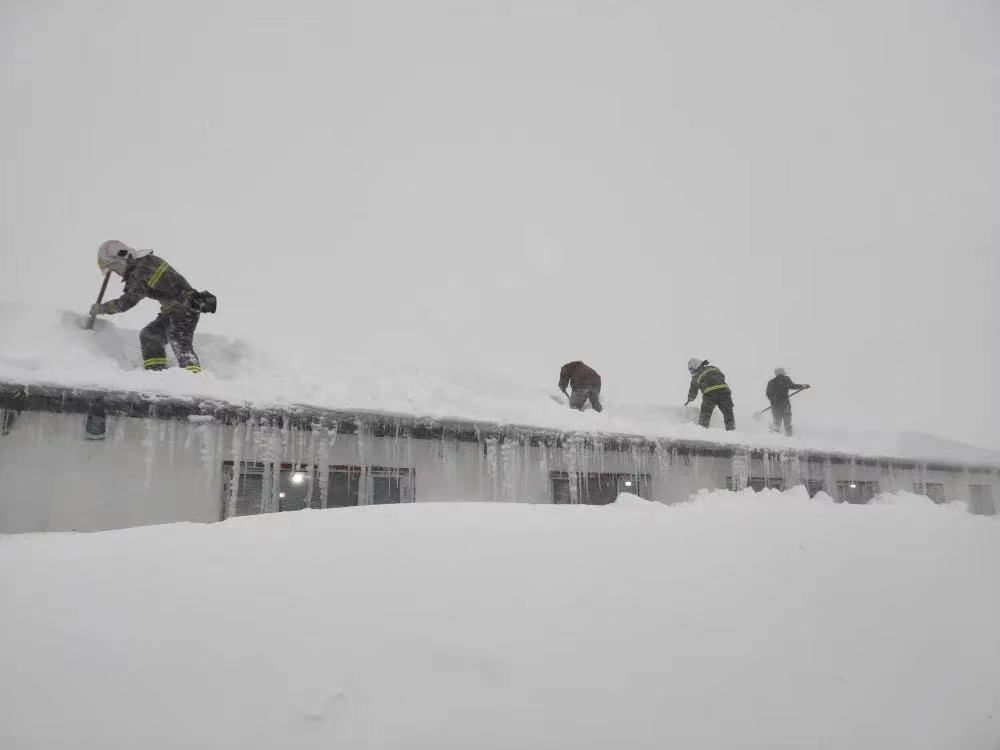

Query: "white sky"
left=2, top=0, right=998, bottom=448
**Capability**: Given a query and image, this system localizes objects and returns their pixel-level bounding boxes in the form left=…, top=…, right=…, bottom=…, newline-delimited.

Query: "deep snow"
left=1, top=302, right=998, bottom=466
left=0, top=488, right=997, bottom=749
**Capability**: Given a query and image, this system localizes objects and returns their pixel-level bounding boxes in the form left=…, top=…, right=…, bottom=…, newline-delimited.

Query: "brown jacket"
left=559, top=361, right=601, bottom=392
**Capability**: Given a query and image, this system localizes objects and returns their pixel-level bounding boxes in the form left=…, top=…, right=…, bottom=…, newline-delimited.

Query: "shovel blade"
left=62, top=310, right=112, bottom=332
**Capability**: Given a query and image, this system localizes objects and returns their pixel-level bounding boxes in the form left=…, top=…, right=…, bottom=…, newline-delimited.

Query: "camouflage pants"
left=140, top=305, right=201, bottom=371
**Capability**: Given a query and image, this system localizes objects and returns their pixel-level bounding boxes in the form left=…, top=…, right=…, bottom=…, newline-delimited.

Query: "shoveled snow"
left=0, top=488, right=997, bottom=749
left=1, top=302, right=998, bottom=465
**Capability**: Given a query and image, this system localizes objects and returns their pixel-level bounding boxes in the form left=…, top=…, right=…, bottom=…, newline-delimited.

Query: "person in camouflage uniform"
left=685, top=358, right=735, bottom=430
left=92, top=240, right=213, bottom=373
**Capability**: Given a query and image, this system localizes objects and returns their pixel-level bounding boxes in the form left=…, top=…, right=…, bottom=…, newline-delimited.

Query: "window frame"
left=913, top=481, right=946, bottom=504
left=968, top=484, right=995, bottom=516
left=550, top=470, right=651, bottom=505
left=805, top=479, right=826, bottom=497
left=221, top=461, right=416, bottom=519
left=727, top=476, right=785, bottom=492
left=835, top=480, right=880, bottom=504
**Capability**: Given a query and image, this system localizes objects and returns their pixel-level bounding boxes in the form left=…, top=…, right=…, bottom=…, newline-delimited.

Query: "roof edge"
left=1, top=381, right=997, bottom=474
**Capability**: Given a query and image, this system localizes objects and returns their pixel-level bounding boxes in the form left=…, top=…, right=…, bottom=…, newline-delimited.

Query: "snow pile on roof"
left=1, top=302, right=997, bottom=464
left=0, top=488, right=997, bottom=749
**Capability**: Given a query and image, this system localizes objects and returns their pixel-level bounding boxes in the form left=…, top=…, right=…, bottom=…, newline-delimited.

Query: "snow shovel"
left=84, top=272, right=112, bottom=331
left=754, top=387, right=809, bottom=421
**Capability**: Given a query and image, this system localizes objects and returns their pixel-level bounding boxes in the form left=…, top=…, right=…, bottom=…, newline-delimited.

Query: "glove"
left=803, top=384, right=811, bottom=389
left=89, top=303, right=103, bottom=317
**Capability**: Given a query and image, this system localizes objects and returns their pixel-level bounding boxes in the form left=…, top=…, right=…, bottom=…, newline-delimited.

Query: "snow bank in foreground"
left=1, top=489, right=997, bottom=749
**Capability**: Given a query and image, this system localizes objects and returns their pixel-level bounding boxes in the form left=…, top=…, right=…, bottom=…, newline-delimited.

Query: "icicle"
left=653, top=443, right=672, bottom=502
left=537, top=439, right=550, bottom=504
left=250, top=417, right=279, bottom=514
left=400, top=426, right=415, bottom=502
left=304, top=424, right=319, bottom=508
left=191, top=415, right=218, bottom=472
left=113, top=414, right=127, bottom=443
left=280, top=416, right=291, bottom=468
left=289, top=422, right=301, bottom=476
left=318, top=422, right=337, bottom=509
left=142, top=418, right=157, bottom=488
left=183, top=417, right=194, bottom=455
left=823, top=457, right=835, bottom=500
left=356, top=420, right=369, bottom=505
left=244, top=419, right=259, bottom=463
left=499, top=435, right=515, bottom=502
left=780, top=451, right=797, bottom=490
left=565, top=436, right=583, bottom=504
left=166, top=419, right=178, bottom=468
left=484, top=437, right=500, bottom=501
left=226, top=421, right=245, bottom=519
left=731, top=451, right=750, bottom=491
left=880, top=460, right=892, bottom=491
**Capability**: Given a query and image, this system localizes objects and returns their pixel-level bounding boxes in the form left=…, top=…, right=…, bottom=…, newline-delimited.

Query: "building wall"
left=0, top=412, right=222, bottom=532
left=0, top=410, right=997, bottom=533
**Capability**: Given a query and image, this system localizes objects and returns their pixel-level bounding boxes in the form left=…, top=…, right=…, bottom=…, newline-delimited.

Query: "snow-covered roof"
left=2, top=303, right=998, bottom=469
left=4, top=381, right=999, bottom=476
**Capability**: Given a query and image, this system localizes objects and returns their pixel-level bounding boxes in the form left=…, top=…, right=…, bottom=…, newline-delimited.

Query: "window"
left=222, top=462, right=415, bottom=518
left=369, top=467, right=415, bottom=505
left=913, top=482, right=946, bottom=504
left=550, top=471, right=650, bottom=505
left=327, top=466, right=362, bottom=508
left=806, top=480, right=826, bottom=498
left=232, top=463, right=266, bottom=516
left=0, top=408, right=15, bottom=436
left=969, top=484, right=995, bottom=516
left=836, top=480, right=880, bottom=504
left=225, top=462, right=318, bottom=515
left=727, top=477, right=784, bottom=492
left=278, top=465, right=314, bottom=512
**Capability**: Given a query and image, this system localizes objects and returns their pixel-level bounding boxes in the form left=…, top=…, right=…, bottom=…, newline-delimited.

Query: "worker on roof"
left=91, top=240, right=216, bottom=373
left=558, top=361, right=603, bottom=412
left=685, top=358, right=735, bottom=430
left=766, top=367, right=810, bottom=436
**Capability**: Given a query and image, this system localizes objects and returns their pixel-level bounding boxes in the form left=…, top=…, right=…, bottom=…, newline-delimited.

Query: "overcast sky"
left=2, top=0, right=998, bottom=448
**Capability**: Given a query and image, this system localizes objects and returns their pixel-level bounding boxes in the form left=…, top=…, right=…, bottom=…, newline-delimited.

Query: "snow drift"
left=0, top=488, right=997, bottom=749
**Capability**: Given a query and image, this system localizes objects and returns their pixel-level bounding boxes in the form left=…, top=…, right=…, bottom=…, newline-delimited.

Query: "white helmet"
left=97, top=240, right=151, bottom=275
left=687, top=357, right=703, bottom=373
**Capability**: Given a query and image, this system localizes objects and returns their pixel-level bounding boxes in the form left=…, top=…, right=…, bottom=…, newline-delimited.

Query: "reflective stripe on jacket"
left=99, top=254, right=195, bottom=314
left=688, top=361, right=731, bottom=401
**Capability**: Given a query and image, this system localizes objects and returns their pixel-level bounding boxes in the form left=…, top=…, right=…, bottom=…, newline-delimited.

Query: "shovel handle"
left=755, top=387, right=809, bottom=417
left=85, top=272, right=112, bottom=331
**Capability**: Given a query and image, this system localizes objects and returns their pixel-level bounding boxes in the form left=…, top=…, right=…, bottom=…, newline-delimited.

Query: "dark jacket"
left=99, top=254, right=194, bottom=314
left=766, top=374, right=805, bottom=405
left=559, top=361, right=601, bottom=392
left=687, top=361, right=730, bottom=401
